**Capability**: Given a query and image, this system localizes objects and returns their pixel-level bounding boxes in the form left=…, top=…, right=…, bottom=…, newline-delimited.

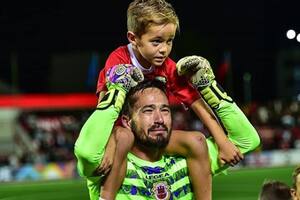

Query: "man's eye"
left=143, top=109, right=153, bottom=113
left=161, top=108, right=170, bottom=113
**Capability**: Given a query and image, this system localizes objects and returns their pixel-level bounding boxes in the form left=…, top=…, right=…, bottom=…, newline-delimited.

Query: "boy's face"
left=129, top=88, right=172, bottom=148
left=133, top=23, right=176, bottom=67
left=291, top=173, right=300, bottom=200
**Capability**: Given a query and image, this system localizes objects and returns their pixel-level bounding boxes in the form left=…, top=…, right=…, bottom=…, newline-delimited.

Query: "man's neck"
left=130, top=145, right=164, bottom=162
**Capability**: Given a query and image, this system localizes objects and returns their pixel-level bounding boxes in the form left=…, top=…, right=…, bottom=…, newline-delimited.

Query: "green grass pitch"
left=0, top=166, right=295, bottom=200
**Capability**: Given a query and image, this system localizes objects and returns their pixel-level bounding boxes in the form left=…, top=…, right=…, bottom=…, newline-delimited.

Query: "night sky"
left=0, top=0, right=300, bottom=102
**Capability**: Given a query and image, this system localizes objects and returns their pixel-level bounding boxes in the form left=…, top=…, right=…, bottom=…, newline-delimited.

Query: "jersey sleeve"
left=165, top=59, right=201, bottom=107
left=74, top=106, right=119, bottom=178
left=206, top=101, right=261, bottom=175
left=74, top=105, right=120, bottom=200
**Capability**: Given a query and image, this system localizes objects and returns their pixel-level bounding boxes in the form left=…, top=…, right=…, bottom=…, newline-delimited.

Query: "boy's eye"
left=167, top=39, right=173, bottom=45
left=151, top=40, right=161, bottom=45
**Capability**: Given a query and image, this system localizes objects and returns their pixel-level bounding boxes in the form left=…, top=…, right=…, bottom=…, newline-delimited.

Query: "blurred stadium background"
left=1, top=0, right=300, bottom=199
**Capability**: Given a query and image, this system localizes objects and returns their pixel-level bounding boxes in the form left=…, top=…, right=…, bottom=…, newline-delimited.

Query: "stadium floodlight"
left=286, top=29, right=296, bottom=39
left=297, top=33, right=300, bottom=42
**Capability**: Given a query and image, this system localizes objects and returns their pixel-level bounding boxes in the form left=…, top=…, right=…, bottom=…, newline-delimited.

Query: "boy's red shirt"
left=97, top=44, right=200, bottom=107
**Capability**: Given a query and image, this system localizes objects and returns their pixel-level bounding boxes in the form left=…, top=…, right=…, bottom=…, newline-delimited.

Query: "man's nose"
left=154, top=110, right=164, bottom=124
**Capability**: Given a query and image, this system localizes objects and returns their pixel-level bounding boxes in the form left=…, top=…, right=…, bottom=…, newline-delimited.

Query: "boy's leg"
left=165, top=130, right=212, bottom=200
left=100, top=126, right=134, bottom=199
left=94, top=133, right=116, bottom=176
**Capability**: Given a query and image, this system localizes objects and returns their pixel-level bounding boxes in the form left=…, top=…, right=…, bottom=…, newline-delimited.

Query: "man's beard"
left=131, top=121, right=171, bottom=148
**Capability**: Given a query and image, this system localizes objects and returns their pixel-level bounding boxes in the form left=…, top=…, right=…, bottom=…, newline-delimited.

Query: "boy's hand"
left=218, top=140, right=244, bottom=167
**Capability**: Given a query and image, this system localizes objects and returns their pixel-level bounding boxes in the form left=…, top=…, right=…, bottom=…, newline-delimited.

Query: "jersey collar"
left=127, top=43, right=154, bottom=74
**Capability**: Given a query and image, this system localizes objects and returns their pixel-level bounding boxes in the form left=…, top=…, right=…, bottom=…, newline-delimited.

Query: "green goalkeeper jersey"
left=116, top=153, right=192, bottom=199
left=75, top=99, right=260, bottom=200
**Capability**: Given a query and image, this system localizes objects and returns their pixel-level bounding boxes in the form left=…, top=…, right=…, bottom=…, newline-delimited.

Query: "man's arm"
left=177, top=56, right=260, bottom=175
left=190, top=98, right=243, bottom=166
left=74, top=101, right=121, bottom=178
left=73, top=64, right=143, bottom=200
left=206, top=99, right=260, bottom=175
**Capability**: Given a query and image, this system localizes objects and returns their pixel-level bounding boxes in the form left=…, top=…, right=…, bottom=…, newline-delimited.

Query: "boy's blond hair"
left=127, top=0, right=179, bottom=37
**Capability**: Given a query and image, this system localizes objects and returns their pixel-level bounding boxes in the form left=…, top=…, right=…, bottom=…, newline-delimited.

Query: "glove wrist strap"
left=97, top=88, right=126, bottom=113
left=199, top=80, right=233, bottom=109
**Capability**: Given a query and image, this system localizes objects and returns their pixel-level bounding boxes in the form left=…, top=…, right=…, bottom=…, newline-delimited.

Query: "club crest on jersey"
left=152, top=181, right=170, bottom=200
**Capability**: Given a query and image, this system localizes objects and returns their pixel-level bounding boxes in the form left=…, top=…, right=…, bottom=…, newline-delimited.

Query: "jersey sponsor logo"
left=152, top=181, right=170, bottom=200
left=145, top=172, right=170, bottom=180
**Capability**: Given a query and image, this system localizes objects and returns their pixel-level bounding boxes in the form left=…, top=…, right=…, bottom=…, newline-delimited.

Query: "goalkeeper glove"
left=97, top=64, right=144, bottom=112
left=176, top=55, right=232, bottom=109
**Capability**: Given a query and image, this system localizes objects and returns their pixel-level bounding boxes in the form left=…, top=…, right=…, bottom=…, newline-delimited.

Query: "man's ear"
left=127, top=31, right=137, bottom=46
left=121, top=114, right=131, bottom=130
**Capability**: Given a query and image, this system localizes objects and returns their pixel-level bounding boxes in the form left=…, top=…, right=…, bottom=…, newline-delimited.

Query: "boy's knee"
left=185, top=132, right=207, bottom=157
left=113, top=126, right=134, bottom=151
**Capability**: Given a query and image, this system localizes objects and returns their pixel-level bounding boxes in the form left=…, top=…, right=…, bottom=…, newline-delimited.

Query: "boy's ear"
left=127, top=31, right=137, bottom=46
left=121, top=114, right=131, bottom=130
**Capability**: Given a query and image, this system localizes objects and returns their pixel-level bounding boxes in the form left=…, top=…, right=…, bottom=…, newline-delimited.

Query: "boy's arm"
left=177, top=56, right=261, bottom=175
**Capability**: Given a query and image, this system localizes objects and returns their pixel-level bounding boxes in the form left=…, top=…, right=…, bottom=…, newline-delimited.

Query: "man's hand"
left=98, top=64, right=144, bottom=112
left=176, top=55, right=215, bottom=89
left=218, top=140, right=244, bottom=167
left=176, top=56, right=232, bottom=109
left=106, top=64, right=144, bottom=92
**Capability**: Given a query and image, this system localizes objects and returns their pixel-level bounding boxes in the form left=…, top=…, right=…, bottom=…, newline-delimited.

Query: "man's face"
left=291, top=173, right=300, bottom=200
left=129, top=88, right=172, bottom=148
left=133, top=23, right=176, bottom=67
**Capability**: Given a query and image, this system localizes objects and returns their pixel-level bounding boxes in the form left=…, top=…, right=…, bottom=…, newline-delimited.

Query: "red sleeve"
left=164, top=58, right=201, bottom=107
left=96, top=46, right=132, bottom=96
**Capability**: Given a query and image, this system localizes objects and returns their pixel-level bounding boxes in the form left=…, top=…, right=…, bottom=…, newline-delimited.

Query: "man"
left=74, top=56, right=260, bottom=199
left=291, top=165, right=300, bottom=200
left=259, top=180, right=291, bottom=200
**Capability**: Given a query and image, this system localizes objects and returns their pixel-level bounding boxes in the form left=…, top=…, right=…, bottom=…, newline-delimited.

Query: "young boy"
left=96, top=0, right=243, bottom=199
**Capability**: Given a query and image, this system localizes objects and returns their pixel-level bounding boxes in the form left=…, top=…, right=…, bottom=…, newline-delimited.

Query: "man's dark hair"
left=259, top=180, right=291, bottom=200
left=122, top=79, right=167, bottom=117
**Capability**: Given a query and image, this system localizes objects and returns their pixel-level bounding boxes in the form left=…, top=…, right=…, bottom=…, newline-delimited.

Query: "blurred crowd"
left=1, top=99, right=300, bottom=166
left=173, top=99, right=300, bottom=151
left=247, top=100, right=300, bottom=150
